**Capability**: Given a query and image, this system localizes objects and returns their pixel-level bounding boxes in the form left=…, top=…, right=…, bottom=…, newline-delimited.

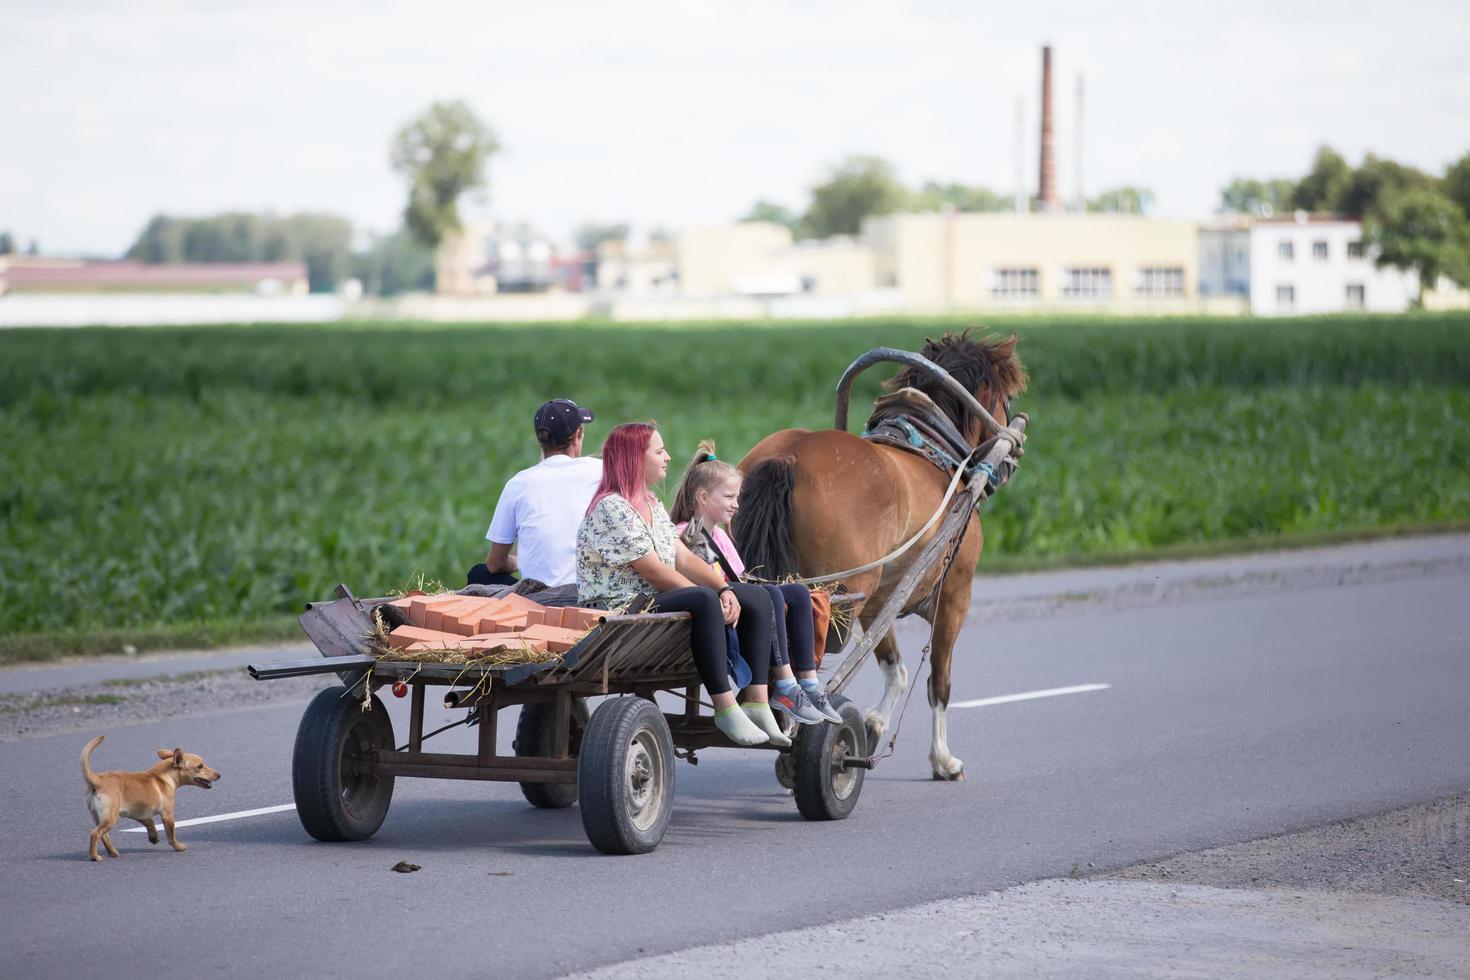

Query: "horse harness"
left=861, top=387, right=1004, bottom=496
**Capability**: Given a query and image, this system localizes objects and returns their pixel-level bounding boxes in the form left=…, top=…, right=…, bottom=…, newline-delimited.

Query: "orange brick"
left=408, top=593, right=470, bottom=628
left=474, top=607, right=546, bottom=634
left=425, top=597, right=483, bottom=631
left=464, top=632, right=550, bottom=654
left=518, top=623, right=582, bottom=654
left=389, top=625, right=462, bottom=650
left=443, top=598, right=500, bottom=636
left=556, top=607, right=605, bottom=632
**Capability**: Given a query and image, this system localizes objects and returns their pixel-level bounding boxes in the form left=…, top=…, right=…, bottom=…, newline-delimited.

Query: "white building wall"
left=1248, top=217, right=1417, bottom=315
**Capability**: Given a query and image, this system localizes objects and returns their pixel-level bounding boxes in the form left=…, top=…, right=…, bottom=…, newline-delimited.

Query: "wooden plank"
left=374, top=762, right=577, bottom=783
left=387, top=751, right=575, bottom=771
left=408, top=684, right=425, bottom=752
left=477, top=698, right=498, bottom=760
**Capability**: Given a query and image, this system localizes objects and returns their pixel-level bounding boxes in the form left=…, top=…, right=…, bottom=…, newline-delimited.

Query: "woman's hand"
left=719, top=588, right=740, bottom=625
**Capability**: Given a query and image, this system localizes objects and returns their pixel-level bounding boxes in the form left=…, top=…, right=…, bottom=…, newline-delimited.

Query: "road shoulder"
left=563, top=795, right=1470, bottom=979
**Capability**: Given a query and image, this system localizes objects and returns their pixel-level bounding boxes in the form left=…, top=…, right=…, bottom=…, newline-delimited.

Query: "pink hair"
left=587, top=422, right=658, bottom=515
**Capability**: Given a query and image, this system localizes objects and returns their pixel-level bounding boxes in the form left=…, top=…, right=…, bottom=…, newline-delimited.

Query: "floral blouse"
left=577, top=493, right=678, bottom=609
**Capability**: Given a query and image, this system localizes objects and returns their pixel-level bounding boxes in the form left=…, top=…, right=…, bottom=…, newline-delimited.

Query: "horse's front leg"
left=926, top=572, right=975, bottom=781
left=865, top=630, right=908, bottom=747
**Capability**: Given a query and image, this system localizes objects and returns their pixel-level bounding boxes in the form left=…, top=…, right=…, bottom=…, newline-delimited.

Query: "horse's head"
left=885, top=330, right=1028, bottom=444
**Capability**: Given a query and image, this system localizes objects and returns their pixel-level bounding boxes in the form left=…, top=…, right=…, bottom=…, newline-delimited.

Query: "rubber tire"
left=513, top=697, right=589, bottom=809
left=792, top=693, right=866, bottom=821
left=577, top=697, right=675, bottom=855
left=292, top=685, right=396, bottom=842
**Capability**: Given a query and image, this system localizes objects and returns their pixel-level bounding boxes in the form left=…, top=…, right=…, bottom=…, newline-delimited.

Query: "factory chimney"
left=1038, top=45, right=1060, bottom=212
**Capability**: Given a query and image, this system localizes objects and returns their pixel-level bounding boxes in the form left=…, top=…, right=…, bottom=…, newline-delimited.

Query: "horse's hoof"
left=931, top=761, right=965, bottom=782
left=864, top=718, right=886, bottom=748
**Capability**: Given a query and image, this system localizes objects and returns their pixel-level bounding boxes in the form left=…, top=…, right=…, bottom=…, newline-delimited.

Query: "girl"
left=669, top=441, right=844, bottom=728
left=575, top=423, right=785, bottom=747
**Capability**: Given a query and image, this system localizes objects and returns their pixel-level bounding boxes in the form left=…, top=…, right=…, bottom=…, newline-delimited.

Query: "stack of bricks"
left=378, top=592, right=603, bottom=658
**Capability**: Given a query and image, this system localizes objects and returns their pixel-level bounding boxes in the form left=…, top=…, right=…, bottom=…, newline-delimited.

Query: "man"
left=468, top=398, right=602, bottom=588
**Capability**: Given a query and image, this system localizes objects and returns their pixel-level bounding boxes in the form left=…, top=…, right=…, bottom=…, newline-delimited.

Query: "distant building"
left=594, top=238, right=678, bottom=294
left=863, top=212, right=1199, bottom=312
left=1199, top=218, right=1251, bottom=299
left=484, top=223, right=560, bottom=293
left=674, top=222, right=876, bottom=298
left=1247, top=213, right=1416, bottom=315
left=0, top=257, right=308, bottom=296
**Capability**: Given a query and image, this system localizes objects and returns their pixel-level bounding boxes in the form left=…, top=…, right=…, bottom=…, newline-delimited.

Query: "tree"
left=351, top=227, right=435, bottom=296
left=1220, top=177, right=1296, bottom=215
left=26, top=239, right=39, bottom=256
left=1340, top=154, right=1438, bottom=219
left=1086, top=186, right=1153, bottom=214
left=0, top=231, right=13, bottom=255
left=740, top=200, right=799, bottom=230
left=123, top=212, right=352, bottom=291
left=574, top=223, right=630, bottom=251
left=909, top=181, right=1009, bottom=213
left=1444, top=153, right=1470, bottom=220
left=801, top=155, right=907, bottom=238
left=1365, top=186, right=1470, bottom=295
left=1291, top=146, right=1353, bottom=212
left=390, top=100, right=500, bottom=249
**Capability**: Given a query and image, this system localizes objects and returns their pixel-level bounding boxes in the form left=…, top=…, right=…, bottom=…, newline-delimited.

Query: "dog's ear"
left=157, top=749, right=173, bottom=760
left=172, top=748, right=184, bottom=767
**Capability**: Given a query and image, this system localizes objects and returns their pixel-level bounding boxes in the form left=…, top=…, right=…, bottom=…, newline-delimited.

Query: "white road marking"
left=119, top=685, right=1110, bottom=831
left=120, top=803, right=295, bottom=832
left=950, top=683, right=1111, bottom=709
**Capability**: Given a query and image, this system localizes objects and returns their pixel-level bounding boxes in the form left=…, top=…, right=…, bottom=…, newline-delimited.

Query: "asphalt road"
left=3, top=536, right=1468, bottom=978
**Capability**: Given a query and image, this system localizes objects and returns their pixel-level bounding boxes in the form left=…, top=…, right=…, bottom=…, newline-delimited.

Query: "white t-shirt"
left=485, top=455, right=603, bottom=587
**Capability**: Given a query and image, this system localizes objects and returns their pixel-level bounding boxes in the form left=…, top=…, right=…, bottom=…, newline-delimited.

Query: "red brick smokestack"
left=1039, top=45, right=1059, bottom=212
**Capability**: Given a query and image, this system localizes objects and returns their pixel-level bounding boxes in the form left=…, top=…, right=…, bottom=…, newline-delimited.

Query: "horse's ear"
left=991, top=333, right=1029, bottom=395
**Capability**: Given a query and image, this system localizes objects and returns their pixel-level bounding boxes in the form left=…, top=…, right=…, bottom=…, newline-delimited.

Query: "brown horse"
left=734, top=332, right=1027, bottom=781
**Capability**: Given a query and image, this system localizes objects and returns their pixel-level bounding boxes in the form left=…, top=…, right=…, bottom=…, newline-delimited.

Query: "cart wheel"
left=792, top=694, right=866, bottom=821
left=292, top=686, right=395, bottom=842
left=774, top=751, right=796, bottom=790
left=578, top=697, right=674, bottom=854
left=513, top=698, right=588, bottom=809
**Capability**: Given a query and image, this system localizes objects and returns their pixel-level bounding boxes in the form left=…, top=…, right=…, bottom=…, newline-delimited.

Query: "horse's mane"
left=884, top=330, right=1028, bottom=441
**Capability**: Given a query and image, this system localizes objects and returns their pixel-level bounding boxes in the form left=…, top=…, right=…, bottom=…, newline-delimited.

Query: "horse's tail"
left=733, top=456, right=800, bottom=580
left=81, top=734, right=105, bottom=791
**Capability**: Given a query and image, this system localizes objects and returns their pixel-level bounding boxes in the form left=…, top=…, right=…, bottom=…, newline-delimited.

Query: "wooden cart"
left=250, top=590, right=867, bottom=855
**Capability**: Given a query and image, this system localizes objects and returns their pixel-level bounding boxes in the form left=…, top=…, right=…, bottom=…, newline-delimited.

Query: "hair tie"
left=705, top=453, right=718, bottom=461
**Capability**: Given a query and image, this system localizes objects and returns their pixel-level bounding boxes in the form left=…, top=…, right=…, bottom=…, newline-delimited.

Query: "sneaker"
left=801, top=684, right=844, bottom=724
left=770, top=684, right=827, bottom=725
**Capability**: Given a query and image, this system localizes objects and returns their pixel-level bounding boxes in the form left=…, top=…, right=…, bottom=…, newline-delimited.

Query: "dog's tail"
left=81, top=734, right=105, bottom=791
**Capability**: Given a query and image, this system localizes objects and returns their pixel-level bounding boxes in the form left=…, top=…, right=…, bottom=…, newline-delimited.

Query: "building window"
left=991, top=267, right=1039, bottom=299
left=1347, top=240, right=1365, bottom=259
left=1061, top=267, right=1112, bottom=299
left=1277, top=284, right=1295, bottom=309
left=1345, top=284, right=1365, bottom=309
left=1313, top=241, right=1329, bottom=260
left=1135, top=267, right=1185, bottom=298
left=1278, top=240, right=1294, bottom=260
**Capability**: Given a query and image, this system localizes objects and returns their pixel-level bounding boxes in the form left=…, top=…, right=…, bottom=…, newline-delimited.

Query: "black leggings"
left=758, top=583, right=816, bottom=673
left=652, top=585, right=773, bottom=696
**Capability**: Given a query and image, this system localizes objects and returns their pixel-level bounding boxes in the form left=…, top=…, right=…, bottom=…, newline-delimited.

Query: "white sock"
left=741, top=702, right=792, bottom=747
left=714, top=705, right=768, bottom=746
left=798, top=677, right=825, bottom=694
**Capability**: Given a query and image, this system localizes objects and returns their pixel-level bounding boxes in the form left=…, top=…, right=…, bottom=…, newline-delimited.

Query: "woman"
left=669, top=441, right=842, bottom=726
left=576, top=423, right=784, bottom=747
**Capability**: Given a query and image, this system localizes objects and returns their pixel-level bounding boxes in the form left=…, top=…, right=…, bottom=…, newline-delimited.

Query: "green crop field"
left=2, top=312, right=1468, bottom=662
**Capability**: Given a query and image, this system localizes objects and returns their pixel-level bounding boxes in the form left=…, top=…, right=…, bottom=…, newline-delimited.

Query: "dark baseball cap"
left=534, top=398, right=595, bottom=445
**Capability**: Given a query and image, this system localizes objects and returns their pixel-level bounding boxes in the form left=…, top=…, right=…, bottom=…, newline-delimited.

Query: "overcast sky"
left=4, top=0, right=1468, bottom=255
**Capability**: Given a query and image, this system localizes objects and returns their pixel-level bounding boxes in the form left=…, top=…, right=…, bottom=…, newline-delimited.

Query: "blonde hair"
left=669, top=439, right=742, bottom=546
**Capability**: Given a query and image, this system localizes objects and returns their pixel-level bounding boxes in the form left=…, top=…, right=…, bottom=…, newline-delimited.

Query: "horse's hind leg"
left=926, top=575, right=973, bottom=781
left=864, top=630, right=908, bottom=747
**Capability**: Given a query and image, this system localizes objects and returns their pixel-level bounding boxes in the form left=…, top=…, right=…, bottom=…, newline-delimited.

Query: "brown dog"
left=81, top=734, right=221, bottom=862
